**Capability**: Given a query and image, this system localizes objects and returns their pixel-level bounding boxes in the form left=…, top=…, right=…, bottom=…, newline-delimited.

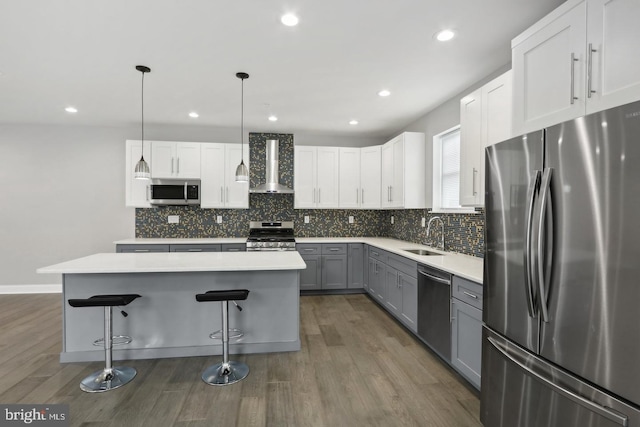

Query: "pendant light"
left=134, top=65, right=151, bottom=179
left=235, top=72, right=250, bottom=182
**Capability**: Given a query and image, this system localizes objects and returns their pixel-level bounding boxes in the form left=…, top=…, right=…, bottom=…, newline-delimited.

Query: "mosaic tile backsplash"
left=135, top=133, right=485, bottom=257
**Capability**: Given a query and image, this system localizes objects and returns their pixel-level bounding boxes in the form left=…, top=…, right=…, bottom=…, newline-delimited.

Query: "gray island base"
left=38, top=252, right=305, bottom=363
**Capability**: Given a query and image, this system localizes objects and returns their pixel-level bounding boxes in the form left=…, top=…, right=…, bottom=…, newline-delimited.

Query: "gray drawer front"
left=452, top=276, right=483, bottom=310
left=368, top=246, right=388, bottom=263
left=169, top=244, right=221, bottom=252
left=322, top=243, right=347, bottom=255
left=297, top=244, right=322, bottom=255
left=116, top=244, right=169, bottom=253
left=387, top=253, right=417, bottom=278
left=221, top=243, right=247, bottom=252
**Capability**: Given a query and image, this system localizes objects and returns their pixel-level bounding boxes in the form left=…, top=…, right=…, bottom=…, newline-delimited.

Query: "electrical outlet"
left=348, top=216, right=354, bottom=224
left=304, top=216, right=310, bottom=224
left=168, top=215, right=179, bottom=224
left=391, top=215, right=394, bottom=225
left=216, top=215, right=222, bottom=224
left=421, top=217, right=426, bottom=227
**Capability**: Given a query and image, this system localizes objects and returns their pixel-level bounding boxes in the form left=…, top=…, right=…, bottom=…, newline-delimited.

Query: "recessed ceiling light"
left=281, top=13, right=299, bottom=26
left=349, top=120, right=359, bottom=125
left=378, top=90, right=391, bottom=97
left=189, top=112, right=199, bottom=118
left=435, top=29, right=455, bottom=41
left=65, top=106, right=78, bottom=113
left=268, top=115, right=278, bottom=122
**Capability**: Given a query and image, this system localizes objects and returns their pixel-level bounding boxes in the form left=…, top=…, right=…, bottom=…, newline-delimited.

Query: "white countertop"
left=37, top=251, right=306, bottom=274
left=297, top=237, right=483, bottom=283
left=112, top=237, right=484, bottom=283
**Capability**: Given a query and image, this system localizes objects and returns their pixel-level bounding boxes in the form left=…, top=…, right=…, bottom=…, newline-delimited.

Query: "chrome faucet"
left=426, top=216, right=445, bottom=251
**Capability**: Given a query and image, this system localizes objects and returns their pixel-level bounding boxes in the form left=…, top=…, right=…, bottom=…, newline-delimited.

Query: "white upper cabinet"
left=460, top=70, right=513, bottom=207
left=460, top=89, right=483, bottom=207
left=512, top=0, right=640, bottom=135
left=151, top=141, right=201, bottom=179
left=125, top=140, right=152, bottom=208
left=586, top=0, right=640, bottom=114
left=200, top=143, right=249, bottom=209
left=381, top=132, right=426, bottom=209
left=294, top=146, right=339, bottom=209
left=360, top=146, right=382, bottom=209
left=338, top=147, right=361, bottom=209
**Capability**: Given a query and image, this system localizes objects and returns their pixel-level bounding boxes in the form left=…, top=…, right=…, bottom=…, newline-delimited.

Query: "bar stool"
left=67, top=294, right=141, bottom=393
left=196, top=289, right=250, bottom=386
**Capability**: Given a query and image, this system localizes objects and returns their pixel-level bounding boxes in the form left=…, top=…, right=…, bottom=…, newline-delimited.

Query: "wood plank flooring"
left=0, top=293, right=481, bottom=427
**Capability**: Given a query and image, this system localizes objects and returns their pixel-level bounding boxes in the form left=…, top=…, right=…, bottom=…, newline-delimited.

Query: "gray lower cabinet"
left=300, top=254, right=322, bottom=290
left=382, top=252, right=418, bottom=332
left=451, top=276, right=483, bottom=390
left=385, top=268, right=402, bottom=315
left=367, top=257, right=386, bottom=303
left=363, top=244, right=369, bottom=291
left=116, top=244, right=170, bottom=253
left=297, top=243, right=347, bottom=290
left=399, top=273, right=417, bottom=331
left=221, top=243, right=246, bottom=252
left=170, top=244, right=221, bottom=252
left=347, top=243, right=364, bottom=289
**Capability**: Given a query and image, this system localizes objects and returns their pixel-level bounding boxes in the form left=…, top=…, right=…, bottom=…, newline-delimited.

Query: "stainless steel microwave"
left=149, top=179, right=200, bottom=206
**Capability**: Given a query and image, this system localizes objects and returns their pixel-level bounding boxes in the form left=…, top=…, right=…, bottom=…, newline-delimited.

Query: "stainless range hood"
left=250, top=139, right=294, bottom=194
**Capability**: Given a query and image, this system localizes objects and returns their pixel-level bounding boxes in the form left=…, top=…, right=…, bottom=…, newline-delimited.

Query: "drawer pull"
left=134, top=249, right=150, bottom=252
left=329, top=248, right=340, bottom=252
left=463, top=291, right=478, bottom=299
left=371, top=251, right=379, bottom=256
left=303, top=248, right=315, bottom=252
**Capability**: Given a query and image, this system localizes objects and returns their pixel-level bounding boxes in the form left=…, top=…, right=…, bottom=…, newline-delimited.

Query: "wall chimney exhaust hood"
left=250, top=139, right=294, bottom=194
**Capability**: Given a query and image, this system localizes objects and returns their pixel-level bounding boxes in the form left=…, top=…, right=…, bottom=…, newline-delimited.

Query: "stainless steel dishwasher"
left=417, top=264, right=451, bottom=361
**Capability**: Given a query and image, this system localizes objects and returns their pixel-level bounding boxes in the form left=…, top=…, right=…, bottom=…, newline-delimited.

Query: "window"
left=432, top=126, right=475, bottom=213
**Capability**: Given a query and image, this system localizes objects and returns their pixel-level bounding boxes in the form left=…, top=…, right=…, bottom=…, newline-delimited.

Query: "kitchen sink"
left=403, top=249, right=443, bottom=256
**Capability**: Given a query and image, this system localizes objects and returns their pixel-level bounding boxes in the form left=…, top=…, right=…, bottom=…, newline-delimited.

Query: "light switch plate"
left=421, top=217, right=426, bottom=227
left=391, top=215, right=394, bottom=225
left=216, top=215, right=222, bottom=224
left=348, top=216, right=354, bottom=224
left=304, top=216, right=310, bottom=224
left=168, top=215, right=179, bottom=224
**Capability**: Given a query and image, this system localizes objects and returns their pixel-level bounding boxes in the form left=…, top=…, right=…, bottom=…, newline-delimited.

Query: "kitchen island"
left=38, top=251, right=306, bottom=363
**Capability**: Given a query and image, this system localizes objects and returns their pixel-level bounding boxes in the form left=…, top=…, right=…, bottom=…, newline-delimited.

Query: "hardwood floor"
left=0, top=293, right=481, bottom=427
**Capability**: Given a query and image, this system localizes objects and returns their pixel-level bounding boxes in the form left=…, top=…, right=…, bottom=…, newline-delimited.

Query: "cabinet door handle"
left=463, top=291, right=479, bottom=299
left=389, top=186, right=393, bottom=202
left=318, top=188, right=321, bottom=204
left=226, top=187, right=229, bottom=203
left=570, top=53, right=579, bottom=104
left=171, top=157, right=174, bottom=174
left=356, top=188, right=359, bottom=204
left=361, top=188, right=364, bottom=204
left=472, top=168, right=478, bottom=196
left=220, top=187, right=224, bottom=203
left=587, top=43, right=597, bottom=98
left=146, top=185, right=150, bottom=201
left=313, top=188, right=316, bottom=203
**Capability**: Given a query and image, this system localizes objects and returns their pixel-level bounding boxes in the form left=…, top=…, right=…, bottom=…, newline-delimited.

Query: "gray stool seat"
left=196, top=289, right=250, bottom=386
left=68, top=294, right=141, bottom=393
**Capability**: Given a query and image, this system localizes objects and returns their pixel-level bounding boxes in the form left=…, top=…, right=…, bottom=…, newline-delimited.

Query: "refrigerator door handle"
left=487, top=336, right=629, bottom=427
left=537, top=167, right=553, bottom=323
left=524, top=170, right=541, bottom=317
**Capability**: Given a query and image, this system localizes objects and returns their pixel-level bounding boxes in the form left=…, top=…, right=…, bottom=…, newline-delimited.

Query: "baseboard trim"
left=0, top=284, right=62, bottom=294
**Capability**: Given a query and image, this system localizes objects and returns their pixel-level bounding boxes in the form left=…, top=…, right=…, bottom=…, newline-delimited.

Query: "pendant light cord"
left=141, top=70, right=145, bottom=159
left=240, top=77, right=244, bottom=163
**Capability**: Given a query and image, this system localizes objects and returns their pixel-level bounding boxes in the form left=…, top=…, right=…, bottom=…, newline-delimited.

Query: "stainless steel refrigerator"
left=482, top=100, right=640, bottom=427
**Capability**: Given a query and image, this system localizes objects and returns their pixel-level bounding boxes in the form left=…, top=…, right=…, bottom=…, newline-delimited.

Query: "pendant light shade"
left=235, top=72, right=250, bottom=182
left=134, top=65, right=151, bottom=180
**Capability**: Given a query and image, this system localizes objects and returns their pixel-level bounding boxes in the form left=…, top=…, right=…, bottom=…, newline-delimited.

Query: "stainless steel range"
left=246, top=221, right=296, bottom=251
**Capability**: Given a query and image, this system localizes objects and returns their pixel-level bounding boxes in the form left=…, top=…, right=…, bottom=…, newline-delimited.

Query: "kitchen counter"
left=116, top=237, right=483, bottom=284
left=38, top=251, right=305, bottom=363
left=38, top=251, right=306, bottom=274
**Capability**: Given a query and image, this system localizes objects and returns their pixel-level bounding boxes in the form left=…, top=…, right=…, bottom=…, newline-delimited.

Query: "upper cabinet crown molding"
left=512, top=0, right=640, bottom=135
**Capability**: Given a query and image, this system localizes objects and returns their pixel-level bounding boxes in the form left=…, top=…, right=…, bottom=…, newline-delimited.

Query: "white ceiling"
left=0, top=0, right=564, bottom=138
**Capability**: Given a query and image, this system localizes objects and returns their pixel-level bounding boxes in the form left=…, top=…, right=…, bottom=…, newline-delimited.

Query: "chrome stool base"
left=80, top=366, right=137, bottom=393
left=209, top=328, right=244, bottom=340
left=201, top=361, right=249, bottom=386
